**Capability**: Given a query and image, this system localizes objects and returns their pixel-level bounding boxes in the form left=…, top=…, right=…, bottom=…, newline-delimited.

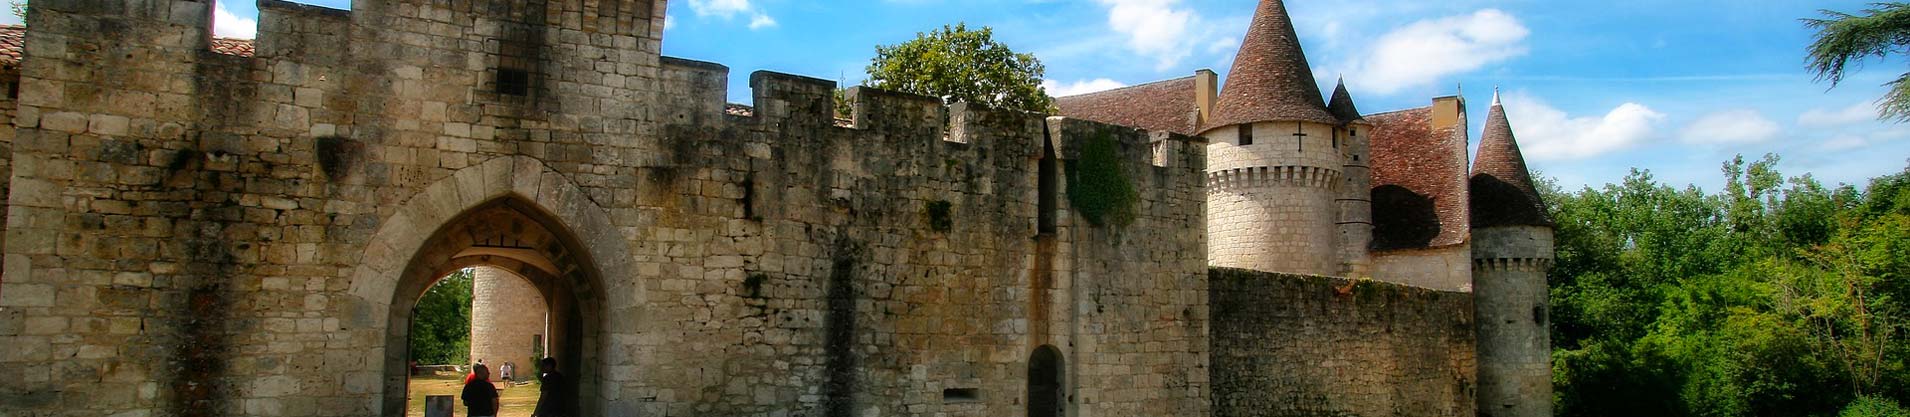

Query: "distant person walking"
left=462, top=364, right=501, bottom=417
left=532, top=357, right=571, bottom=417
left=501, top=361, right=515, bottom=382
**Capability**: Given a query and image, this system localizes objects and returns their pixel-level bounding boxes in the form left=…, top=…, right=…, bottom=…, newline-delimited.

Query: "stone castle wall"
left=1373, top=245, right=1474, bottom=292
left=1210, top=268, right=1477, bottom=417
left=0, top=1, right=1209, bottom=417
left=468, top=266, right=546, bottom=376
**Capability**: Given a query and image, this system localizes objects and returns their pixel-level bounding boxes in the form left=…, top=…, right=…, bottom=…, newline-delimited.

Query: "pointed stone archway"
left=339, top=156, right=643, bottom=417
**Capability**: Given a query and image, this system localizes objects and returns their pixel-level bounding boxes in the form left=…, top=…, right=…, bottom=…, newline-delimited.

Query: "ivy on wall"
left=1065, top=132, right=1138, bottom=227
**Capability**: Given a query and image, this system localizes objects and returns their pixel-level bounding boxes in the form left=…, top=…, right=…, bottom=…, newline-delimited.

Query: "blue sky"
left=9, top=0, right=1906, bottom=192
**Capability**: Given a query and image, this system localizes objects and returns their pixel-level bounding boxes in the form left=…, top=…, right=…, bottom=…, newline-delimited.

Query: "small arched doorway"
left=1028, top=345, right=1065, bottom=417
left=383, top=197, right=605, bottom=417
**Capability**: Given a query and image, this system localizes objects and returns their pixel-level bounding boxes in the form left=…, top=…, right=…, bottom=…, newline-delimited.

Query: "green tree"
left=1805, top=3, right=1910, bottom=122
left=1548, top=157, right=1910, bottom=417
left=409, top=268, right=474, bottom=365
left=865, top=23, right=1055, bottom=114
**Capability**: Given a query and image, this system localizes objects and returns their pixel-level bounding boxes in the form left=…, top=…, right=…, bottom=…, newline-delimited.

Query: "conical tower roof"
left=1327, top=77, right=1363, bottom=123
left=1470, top=91, right=1552, bottom=227
left=1201, top=0, right=1338, bottom=133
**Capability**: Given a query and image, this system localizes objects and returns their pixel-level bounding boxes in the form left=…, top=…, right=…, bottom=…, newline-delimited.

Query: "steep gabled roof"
left=1470, top=93, right=1552, bottom=227
left=1367, top=106, right=1471, bottom=251
left=1053, top=76, right=1198, bottom=135
left=1327, top=78, right=1363, bottom=123
left=1201, top=0, right=1337, bottom=133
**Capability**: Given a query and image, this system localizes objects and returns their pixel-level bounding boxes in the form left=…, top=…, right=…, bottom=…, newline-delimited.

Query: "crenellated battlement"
left=1206, top=165, right=1341, bottom=192
left=1471, top=258, right=1553, bottom=272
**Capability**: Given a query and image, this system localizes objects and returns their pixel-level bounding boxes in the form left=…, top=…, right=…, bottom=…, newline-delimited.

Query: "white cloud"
left=687, top=0, right=752, bottom=18
left=213, top=1, right=258, bottom=39
left=1344, top=9, right=1527, bottom=94
left=664, top=15, right=676, bottom=31
left=686, top=0, right=774, bottom=30
left=1502, top=92, right=1665, bottom=161
left=1042, top=79, right=1128, bottom=97
left=1097, top=0, right=1200, bottom=70
left=1798, top=101, right=1880, bottom=127
left=1679, top=109, right=1780, bottom=145
left=1823, top=135, right=1868, bottom=151
left=1206, top=36, right=1239, bottom=55
left=747, top=13, right=776, bottom=30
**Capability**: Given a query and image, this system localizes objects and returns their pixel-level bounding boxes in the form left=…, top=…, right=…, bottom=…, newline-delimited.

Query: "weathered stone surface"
left=1211, top=268, right=1477, bottom=417
left=0, top=2, right=1208, bottom=417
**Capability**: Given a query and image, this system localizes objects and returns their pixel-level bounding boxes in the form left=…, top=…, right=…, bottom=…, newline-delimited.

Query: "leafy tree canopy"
left=865, top=23, right=1055, bottom=114
left=1805, top=3, right=1910, bottom=122
left=1548, top=155, right=1910, bottom=417
left=409, top=268, right=474, bottom=365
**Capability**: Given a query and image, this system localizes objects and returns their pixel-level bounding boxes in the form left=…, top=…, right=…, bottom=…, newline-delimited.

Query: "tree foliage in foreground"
left=409, top=268, right=474, bottom=365
left=1805, top=3, right=1910, bottom=122
left=865, top=23, right=1055, bottom=114
left=1549, top=155, right=1910, bottom=417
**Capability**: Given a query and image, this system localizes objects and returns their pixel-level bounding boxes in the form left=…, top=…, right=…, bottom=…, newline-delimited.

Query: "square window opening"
left=496, top=68, right=531, bottom=96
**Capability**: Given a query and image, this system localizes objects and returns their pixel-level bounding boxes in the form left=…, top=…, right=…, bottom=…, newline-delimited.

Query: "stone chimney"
left=1195, top=69, right=1219, bottom=128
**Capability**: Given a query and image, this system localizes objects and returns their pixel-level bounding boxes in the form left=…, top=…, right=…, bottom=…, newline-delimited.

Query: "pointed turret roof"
left=1327, top=77, right=1363, bottom=123
left=1470, top=91, right=1553, bottom=227
left=1201, top=0, right=1338, bottom=133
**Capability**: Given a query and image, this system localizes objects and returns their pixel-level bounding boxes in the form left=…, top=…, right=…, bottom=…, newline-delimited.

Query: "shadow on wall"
left=1371, top=184, right=1438, bottom=250
left=1468, top=174, right=1546, bottom=227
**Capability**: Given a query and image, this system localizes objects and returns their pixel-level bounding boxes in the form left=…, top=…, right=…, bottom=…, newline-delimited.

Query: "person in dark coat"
left=461, top=364, right=501, bottom=417
left=532, top=357, right=570, bottom=417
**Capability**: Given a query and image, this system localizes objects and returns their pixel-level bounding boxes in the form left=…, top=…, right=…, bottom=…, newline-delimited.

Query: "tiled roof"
left=1327, top=79, right=1363, bottom=123
left=1202, top=0, right=1337, bottom=133
left=0, top=25, right=23, bottom=66
left=1367, top=106, right=1470, bottom=251
left=0, top=25, right=254, bottom=64
left=211, top=37, right=255, bottom=57
left=1470, top=97, right=1551, bottom=228
left=1053, top=76, right=1197, bottom=135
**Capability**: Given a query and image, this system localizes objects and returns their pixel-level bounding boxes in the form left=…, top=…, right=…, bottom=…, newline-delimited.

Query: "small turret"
left=1470, top=90, right=1556, bottom=417
left=1329, top=79, right=1373, bottom=277
left=1201, top=0, right=1345, bottom=276
left=1327, top=77, right=1364, bottom=123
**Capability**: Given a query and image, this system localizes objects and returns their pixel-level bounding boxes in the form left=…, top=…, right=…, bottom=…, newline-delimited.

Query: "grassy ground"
left=405, top=371, right=543, bottom=417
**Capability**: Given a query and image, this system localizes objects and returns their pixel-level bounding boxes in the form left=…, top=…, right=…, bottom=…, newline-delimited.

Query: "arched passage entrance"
left=382, top=198, right=605, bottom=416
left=348, top=156, right=642, bottom=416
left=1029, top=345, right=1065, bottom=417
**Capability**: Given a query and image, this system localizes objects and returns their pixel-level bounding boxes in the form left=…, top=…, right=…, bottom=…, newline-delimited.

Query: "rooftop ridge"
left=1051, top=75, right=1197, bottom=99
left=1361, top=105, right=1433, bottom=119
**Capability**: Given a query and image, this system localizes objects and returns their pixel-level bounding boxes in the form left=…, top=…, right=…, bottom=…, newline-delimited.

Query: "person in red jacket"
left=462, top=364, right=500, bottom=417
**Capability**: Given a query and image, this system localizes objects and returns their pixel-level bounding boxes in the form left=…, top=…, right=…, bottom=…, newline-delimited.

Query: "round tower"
left=1470, top=91, right=1555, bottom=417
left=1328, top=79, right=1374, bottom=278
left=470, top=266, right=549, bottom=380
left=1202, top=0, right=1344, bottom=276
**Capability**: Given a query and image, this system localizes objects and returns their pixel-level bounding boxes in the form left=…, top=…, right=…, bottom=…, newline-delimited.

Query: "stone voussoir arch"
left=339, top=155, right=643, bottom=409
